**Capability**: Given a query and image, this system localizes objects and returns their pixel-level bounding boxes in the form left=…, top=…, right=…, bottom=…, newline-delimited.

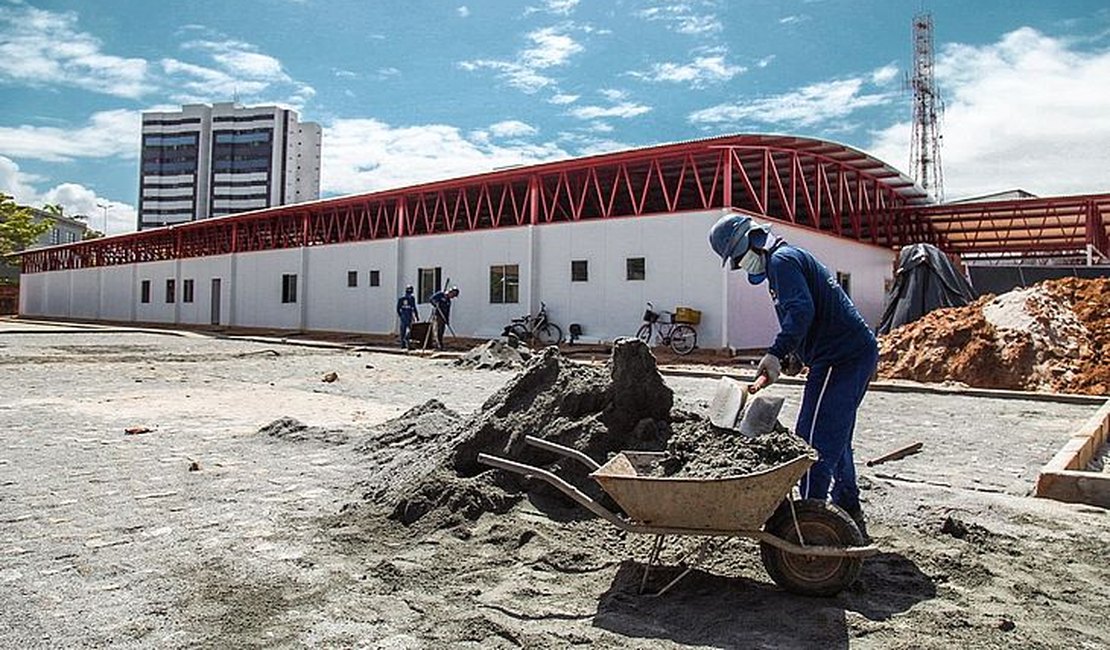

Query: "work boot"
left=844, top=506, right=871, bottom=544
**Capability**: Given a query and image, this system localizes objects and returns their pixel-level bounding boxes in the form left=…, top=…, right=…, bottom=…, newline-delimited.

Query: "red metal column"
left=529, top=175, right=539, bottom=225
left=722, top=148, right=732, bottom=208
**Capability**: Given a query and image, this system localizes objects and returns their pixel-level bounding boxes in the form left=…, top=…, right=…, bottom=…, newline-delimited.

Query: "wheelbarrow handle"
left=476, top=452, right=630, bottom=531
left=523, top=435, right=601, bottom=472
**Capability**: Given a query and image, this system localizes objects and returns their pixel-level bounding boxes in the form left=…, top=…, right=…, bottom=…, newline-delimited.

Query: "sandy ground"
left=1, top=320, right=1108, bottom=649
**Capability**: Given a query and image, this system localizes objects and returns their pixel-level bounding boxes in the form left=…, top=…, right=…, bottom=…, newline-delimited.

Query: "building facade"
left=138, top=102, right=321, bottom=230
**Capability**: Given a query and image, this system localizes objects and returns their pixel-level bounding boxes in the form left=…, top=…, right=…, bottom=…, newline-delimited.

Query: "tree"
left=42, top=203, right=65, bottom=217
left=1, top=193, right=52, bottom=258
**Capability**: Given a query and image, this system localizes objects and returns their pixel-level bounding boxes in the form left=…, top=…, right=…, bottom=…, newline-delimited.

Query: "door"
left=210, top=278, right=221, bottom=325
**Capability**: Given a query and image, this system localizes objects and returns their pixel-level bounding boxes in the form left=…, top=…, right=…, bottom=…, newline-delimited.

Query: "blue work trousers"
left=399, top=314, right=414, bottom=349
left=794, top=344, right=878, bottom=513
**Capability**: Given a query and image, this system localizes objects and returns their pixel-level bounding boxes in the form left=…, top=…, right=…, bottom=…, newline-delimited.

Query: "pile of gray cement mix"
left=454, top=339, right=531, bottom=370
left=652, top=413, right=815, bottom=478
left=258, top=416, right=350, bottom=445
left=355, top=338, right=811, bottom=528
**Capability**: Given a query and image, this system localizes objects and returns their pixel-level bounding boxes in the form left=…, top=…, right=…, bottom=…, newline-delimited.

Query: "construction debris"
left=124, top=427, right=152, bottom=436
left=877, top=277, right=1110, bottom=394
left=322, top=371, right=339, bottom=383
left=866, top=441, right=925, bottom=467
left=454, top=339, right=531, bottom=370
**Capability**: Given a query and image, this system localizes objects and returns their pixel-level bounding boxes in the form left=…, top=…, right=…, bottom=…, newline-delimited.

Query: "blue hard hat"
left=709, top=214, right=767, bottom=268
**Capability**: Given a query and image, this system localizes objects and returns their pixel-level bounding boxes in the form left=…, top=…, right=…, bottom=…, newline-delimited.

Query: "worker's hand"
left=755, top=353, right=781, bottom=387
left=782, top=353, right=804, bottom=376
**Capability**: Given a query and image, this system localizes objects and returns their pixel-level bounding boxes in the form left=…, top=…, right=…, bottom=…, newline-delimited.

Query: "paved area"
left=0, top=320, right=1106, bottom=648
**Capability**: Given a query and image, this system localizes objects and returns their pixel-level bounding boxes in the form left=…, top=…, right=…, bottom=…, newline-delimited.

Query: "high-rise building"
left=138, top=102, right=321, bottom=230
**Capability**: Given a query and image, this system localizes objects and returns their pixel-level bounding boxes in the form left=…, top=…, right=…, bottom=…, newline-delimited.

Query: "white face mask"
left=738, top=248, right=765, bottom=275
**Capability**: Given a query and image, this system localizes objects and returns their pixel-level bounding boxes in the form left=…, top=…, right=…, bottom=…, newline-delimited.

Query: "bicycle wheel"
left=669, top=324, right=697, bottom=355
left=535, top=322, right=563, bottom=346
left=635, top=323, right=653, bottom=346
left=507, top=323, right=529, bottom=344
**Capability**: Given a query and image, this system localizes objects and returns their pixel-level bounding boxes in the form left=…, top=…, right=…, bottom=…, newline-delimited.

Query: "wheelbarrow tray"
left=590, top=452, right=814, bottom=531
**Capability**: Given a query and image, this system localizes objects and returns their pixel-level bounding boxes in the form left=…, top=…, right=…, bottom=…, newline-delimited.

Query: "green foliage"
left=1, top=193, right=53, bottom=259
left=42, top=203, right=65, bottom=217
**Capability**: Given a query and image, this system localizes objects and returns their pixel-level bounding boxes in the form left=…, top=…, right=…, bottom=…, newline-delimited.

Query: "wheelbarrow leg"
left=639, top=535, right=666, bottom=594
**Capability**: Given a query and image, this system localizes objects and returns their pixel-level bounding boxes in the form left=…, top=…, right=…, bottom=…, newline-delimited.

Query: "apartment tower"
left=138, top=102, right=321, bottom=230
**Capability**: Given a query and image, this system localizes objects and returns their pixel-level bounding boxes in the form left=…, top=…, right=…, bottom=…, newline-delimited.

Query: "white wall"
left=17, top=208, right=895, bottom=350
left=305, top=240, right=397, bottom=333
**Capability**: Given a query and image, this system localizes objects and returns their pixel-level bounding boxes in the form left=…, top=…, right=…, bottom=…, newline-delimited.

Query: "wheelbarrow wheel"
left=759, top=499, right=864, bottom=597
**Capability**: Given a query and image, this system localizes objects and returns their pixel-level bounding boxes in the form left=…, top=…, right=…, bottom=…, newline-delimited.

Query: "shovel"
left=708, top=374, right=785, bottom=437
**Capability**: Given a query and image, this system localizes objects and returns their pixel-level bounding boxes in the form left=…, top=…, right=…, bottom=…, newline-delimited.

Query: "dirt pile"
left=454, top=339, right=531, bottom=370
left=877, top=277, right=1110, bottom=394
left=354, top=338, right=814, bottom=528
left=258, top=417, right=349, bottom=445
left=654, top=414, right=815, bottom=478
left=357, top=338, right=673, bottom=527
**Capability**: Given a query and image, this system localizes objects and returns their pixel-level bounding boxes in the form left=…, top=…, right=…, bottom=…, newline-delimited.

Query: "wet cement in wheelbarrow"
left=351, top=338, right=812, bottom=529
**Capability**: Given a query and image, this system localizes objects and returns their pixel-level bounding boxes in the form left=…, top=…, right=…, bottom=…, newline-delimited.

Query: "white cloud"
left=0, top=4, right=151, bottom=98
left=868, top=27, right=1110, bottom=197
left=549, top=93, right=580, bottom=105
left=569, top=102, right=652, bottom=120
left=0, top=110, right=141, bottom=162
left=689, top=76, right=892, bottom=127
left=599, top=88, right=628, bottom=102
left=631, top=55, right=745, bottom=88
left=757, top=55, right=776, bottom=68
left=457, top=6, right=470, bottom=18
left=376, top=67, right=401, bottom=80
left=170, top=39, right=316, bottom=108
left=0, top=156, right=135, bottom=235
left=488, top=120, right=538, bottom=138
left=320, top=118, right=569, bottom=195
left=459, top=25, right=584, bottom=93
left=637, top=4, right=722, bottom=35
left=871, top=63, right=899, bottom=85
left=779, top=15, right=808, bottom=25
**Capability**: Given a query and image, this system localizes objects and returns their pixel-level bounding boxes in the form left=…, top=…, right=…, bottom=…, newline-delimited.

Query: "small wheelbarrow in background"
left=478, top=436, right=878, bottom=597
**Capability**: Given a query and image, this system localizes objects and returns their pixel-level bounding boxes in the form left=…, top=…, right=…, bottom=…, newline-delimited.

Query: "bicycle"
left=637, top=302, right=698, bottom=355
left=503, top=301, right=564, bottom=346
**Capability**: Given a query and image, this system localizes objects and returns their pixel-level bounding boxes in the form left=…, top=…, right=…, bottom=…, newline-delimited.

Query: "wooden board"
left=1035, top=399, right=1110, bottom=508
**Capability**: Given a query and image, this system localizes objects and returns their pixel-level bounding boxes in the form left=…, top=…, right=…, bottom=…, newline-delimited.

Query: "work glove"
left=755, top=353, right=782, bottom=386
left=782, top=353, right=804, bottom=376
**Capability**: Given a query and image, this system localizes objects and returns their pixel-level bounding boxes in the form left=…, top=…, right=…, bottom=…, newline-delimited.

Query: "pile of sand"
left=454, top=339, right=531, bottom=370
left=354, top=338, right=810, bottom=528
left=878, top=277, right=1110, bottom=395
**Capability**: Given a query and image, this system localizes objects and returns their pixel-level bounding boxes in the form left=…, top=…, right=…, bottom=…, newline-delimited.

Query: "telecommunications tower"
left=909, top=12, right=944, bottom=201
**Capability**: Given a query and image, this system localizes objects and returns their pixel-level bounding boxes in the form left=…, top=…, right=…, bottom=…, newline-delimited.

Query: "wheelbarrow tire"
left=759, top=499, right=864, bottom=597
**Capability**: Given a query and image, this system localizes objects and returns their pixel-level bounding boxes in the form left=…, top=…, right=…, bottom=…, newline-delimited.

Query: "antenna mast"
left=909, top=12, right=944, bottom=201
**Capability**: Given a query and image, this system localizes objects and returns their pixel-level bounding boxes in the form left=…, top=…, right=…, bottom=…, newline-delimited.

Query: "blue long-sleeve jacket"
left=765, top=243, right=876, bottom=366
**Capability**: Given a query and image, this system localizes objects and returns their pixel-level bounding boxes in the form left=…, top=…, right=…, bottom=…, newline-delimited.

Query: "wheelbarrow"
left=478, top=436, right=878, bottom=597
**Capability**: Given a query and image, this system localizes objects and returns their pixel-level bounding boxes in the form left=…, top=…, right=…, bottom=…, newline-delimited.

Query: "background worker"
left=396, top=285, right=419, bottom=349
left=709, top=214, right=879, bottom=540
left=429, top=286, right=459, bottom=350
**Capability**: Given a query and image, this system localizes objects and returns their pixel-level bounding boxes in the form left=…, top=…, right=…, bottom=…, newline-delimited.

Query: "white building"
left=139, top=102, right=321, bottom=230
left=20, top=134, right=964, bottom=350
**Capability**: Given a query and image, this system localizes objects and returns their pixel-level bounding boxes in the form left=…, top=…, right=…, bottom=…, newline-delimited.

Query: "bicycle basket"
left=642, top=309, right=659, bottom=323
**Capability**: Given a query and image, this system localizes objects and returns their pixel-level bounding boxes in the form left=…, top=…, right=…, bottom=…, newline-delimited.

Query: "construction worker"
left=396, top=285, right=419, bottom=349
left=708, top=213, right=878, bottom=540
left=429, top=286, right=459, bottom=350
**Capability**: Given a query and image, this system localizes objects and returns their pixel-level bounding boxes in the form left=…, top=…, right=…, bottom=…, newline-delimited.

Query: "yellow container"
left=674, top=307, right=701, bottom=325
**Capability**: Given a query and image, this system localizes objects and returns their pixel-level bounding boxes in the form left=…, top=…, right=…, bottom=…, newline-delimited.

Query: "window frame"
left=347, top=270, right=359, bottom=288
left=140, top=280, right=151, bottom=304
left=165, top=279, right=176, bottom=303
left=571, top=259, right=589, bottom=282
left=368, top=270, right=381, bottom=287
left=182, top=279, right=194, bottom=303
left=281, top=273, right=298, bottom=304
left=626, top=257, right=646, bottom=281
left=489, top=264, right=520, bottom=304
left=417, top=267, right=442, bottom=304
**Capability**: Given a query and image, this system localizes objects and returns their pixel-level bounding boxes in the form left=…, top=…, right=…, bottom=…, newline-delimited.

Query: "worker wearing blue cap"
left=708, top=212, right=878, bottom=540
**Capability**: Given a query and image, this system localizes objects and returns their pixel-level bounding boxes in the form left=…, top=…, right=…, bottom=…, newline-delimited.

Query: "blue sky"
left=2, top=0, right=1109, bottom=234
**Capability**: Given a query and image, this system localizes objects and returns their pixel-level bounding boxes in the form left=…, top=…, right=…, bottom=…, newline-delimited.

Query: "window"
left=369, top=270, right=381, bottom=287
left=489, top=264, right=520, bottom=304
left=50, top=229, right=61, bottom=245
left=626, top=257, right=646, bottom=281
left=836, top=271, right=851, bottom=298
left=571, top=260, right=588, bottom=282
left=183, top=279, right=194, bottom=303
left=417, top=267, right=441, bottom=303
left=165, top=279, right=175, bottom=303
left=347, top=270, right=359, bottom=288
left=281, top=274, right=298, bottom=303
left=140, top=280, right=151, bottom=304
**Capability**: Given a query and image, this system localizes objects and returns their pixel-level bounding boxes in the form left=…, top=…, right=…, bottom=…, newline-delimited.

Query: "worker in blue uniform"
left=429, top=286, right=459, bottom=350
left=396, top=285, right=419, bottom=349
left=709, top=213, right=878, bottom=540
